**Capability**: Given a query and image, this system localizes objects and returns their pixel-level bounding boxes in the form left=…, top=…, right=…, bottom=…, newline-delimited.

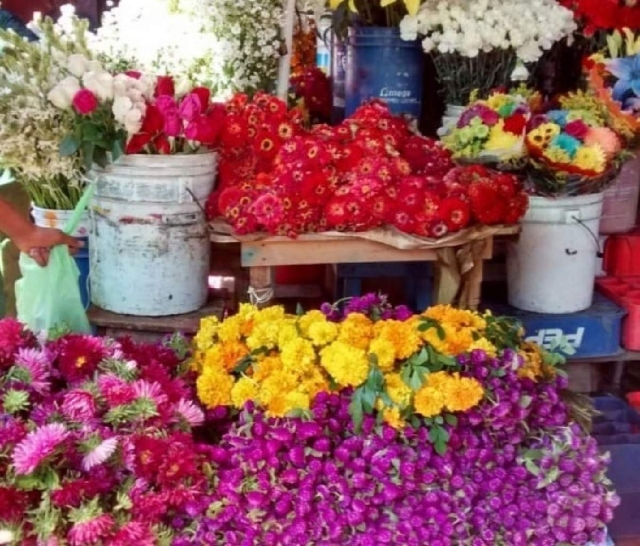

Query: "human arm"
left=0, top=198, right=82, bottom=266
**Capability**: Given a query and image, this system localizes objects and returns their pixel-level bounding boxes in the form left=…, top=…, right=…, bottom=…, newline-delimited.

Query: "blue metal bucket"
left=345, top=27, right=424, bottom=118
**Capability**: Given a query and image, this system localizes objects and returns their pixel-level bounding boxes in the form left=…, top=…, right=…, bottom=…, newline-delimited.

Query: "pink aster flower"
left=107, top=521, right=155, bottom=546
left=174, top=399, right=205, bottom=427
left=14, top=347, right=51, bottom=395
left=132, top=380, right=168, bottom=406
left=61, top=390, right=97, bottom=422
left=82, top=437, right=118, bottom=471
left=67, top=514, right=114, bottom=546
left=12, top=423, right=69, bottom=475
left=97, top=374, right=136, bottom=407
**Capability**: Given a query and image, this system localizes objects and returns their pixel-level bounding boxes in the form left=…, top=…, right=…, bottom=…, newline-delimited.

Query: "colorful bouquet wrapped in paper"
left=525, top=109, right=624, bottom=195
left=443, top=92, right=531, bottom=166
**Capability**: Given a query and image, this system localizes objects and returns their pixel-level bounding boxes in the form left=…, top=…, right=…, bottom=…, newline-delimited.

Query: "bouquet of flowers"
left=559, top=0, right=640, bottom=37
left=525, top=109, right=625, bottom=195
left=209, top=96, right=528, bottom=238
left=186, top=296, right=619, bottom=544
left=47, top=63, right=227, bottom=169
left=443, top=92, right=531, bottom=165
left=400, top=0, right=576, bottom=105
left=0, top=14, right=91, bottom=209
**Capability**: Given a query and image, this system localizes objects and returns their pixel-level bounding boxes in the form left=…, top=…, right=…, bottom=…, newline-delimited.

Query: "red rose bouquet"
left=559, top=0, right=640, bottom=36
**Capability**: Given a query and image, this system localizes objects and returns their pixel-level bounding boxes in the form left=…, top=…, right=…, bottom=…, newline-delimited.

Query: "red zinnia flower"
left=54, top=335, right=107, bottom=384
left=439, top=197, right=472, bottom=232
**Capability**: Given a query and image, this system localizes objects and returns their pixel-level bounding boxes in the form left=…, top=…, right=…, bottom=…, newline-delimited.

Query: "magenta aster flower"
left=132, top=380, right=168, bottom=407
left=61, top=390, right=97, bottom=423
left=0, top=318, right=34, bottom=371
left=67, top=514, right=114, bottom=546
left=174, top=399, right=205, bottom=427
left=82, top=437, right=119, bottom=472
left=107, top=521, right=155, bottom=546
left=54, top=334, right=107, bottom=383
left=14, top=347, right=51, bottom=395
left=98, top=374, right=136, bottom=408
left=12, top=423, right=69, bottom=475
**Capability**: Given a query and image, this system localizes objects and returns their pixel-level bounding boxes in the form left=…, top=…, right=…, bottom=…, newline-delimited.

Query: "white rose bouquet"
left=400, top=0, right=577, bottom=105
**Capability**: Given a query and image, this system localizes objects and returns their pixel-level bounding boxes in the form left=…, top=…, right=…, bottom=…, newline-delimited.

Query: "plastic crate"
left=596, top=277, right=640, bottom=350
left=491, top=294, right=625, bottom=359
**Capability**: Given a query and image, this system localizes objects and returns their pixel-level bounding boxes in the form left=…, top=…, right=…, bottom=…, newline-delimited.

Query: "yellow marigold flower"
left=423, top=306, right=485, bottom=331
left=258, top=370, right=299, bottom=405
left=545, top=147, right=572, bottom=164
left=414, top=386, right=445, bottom=418
left=202, top=346, right=226, bottom=373
left=254, top=305, right=286, bottom=324
left=384, top=373, right=412, bottom=407
left=197, top=369, right=234, bottom=408
left=246, top=321, right=282, bottom=351
left=442, top=373, right=484, bottom=413
left=320, top=341, right=369, bottom=388
left=370, top=337, right=397, bottom=372
left=298, top=310, right=327, bottom=337
left=237, top=303, right=257, bottom=318
left=426, top=371, right=452, bottom=392
left=194, top=316, right=219, bottom=351
left=421, top=328, right=448, bottom=355
left=281, top=338, right=316, bottom=373
left=277, top=320, right=299, bottom=349
left=573, top=145, right=606, bottom=173
left=300, top=369, right=330, bottom=398
left=252, top=355, right=284, bottom=381
left=484, top=120, right=521, bottom=152
left=217, top=317, right=243, bottom=343
left=441, top=325, right=475, bottom=356
left=267, top=391, right=310, bottom=417
left=373, top=320, right=421, bottom=360
left=382, top=407, right=405, bottom=430
left=308, top=321, right=339, bottom=347
left=518, top=341, right=543, bottom=381
left=231, top=376, right=259, bottom=409
left=337, top=313, right=373, bottom=350
left=468, top=337, right=497, bottom=358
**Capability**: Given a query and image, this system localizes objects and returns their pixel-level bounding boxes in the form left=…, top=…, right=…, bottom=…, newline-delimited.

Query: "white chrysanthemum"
left=404, top=0, right=577, bottom=63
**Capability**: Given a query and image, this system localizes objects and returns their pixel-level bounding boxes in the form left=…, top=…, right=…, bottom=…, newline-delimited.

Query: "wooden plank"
left=88, top=302, right=223, bottom=335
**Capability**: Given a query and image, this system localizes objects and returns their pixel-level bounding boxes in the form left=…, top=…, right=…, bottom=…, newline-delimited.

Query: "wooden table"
left=211, top=225, right=521, bottom=309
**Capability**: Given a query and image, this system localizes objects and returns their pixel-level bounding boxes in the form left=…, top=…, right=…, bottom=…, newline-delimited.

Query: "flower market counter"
left=210, top=220, right=521, bottom=309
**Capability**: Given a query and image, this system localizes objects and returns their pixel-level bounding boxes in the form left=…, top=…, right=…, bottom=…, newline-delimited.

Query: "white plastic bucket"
left=31, top=206, right=90, bottom=238
left=89, top=152, right=217, bottom=317
left=507, top=193, right=604, bottom=314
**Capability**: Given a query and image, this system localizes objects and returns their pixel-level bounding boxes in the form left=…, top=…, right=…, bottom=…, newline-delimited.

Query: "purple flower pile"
left=173, top=350, right=618, bottom=546
left=321, top=293, right=413, bottom=322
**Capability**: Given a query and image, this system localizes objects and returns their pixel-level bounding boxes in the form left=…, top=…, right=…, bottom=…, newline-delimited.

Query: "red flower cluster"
left=126, top=76, right=227, bottom=154
left=209, top=96, right=528, bottom=238
left=559, top=0, right=640, bottom=35
left=291, top=66, right=332, bottom=123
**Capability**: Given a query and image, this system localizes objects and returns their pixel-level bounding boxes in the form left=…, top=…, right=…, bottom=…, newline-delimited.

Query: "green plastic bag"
left=16, top=185, right=94, bottom=334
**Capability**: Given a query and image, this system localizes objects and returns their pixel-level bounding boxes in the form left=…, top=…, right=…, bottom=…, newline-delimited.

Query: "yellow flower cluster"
left=193, top=303, right=542, bottom=428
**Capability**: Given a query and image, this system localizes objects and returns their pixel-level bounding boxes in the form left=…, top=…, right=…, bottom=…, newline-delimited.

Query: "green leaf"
left=410, top=347, right=429, bottom=366
left=59, top=134, right=80, bottom=156
left=82, top=141, right=95, bottom=170
left=434, top=438, right=447, bottom=456
left=410, top=415, right=421, bottom=428
left=94, top=147, right=108, bottom=168
left=429, top=426, right=440, bottom=444
left=419, top=318, right=446, bottom=339
left=349, top=390, right=364, bottom=432
left=444, top=414, right=458, bottom=426
left=524, top=459, right=541, bottom=477
left=408, top=371, right=423, bottom=391
left=233, top=356, right=253, bottom=375
left=435, top=415, right=444, bottom=425
left=82, top=123, right=101, bottom=142
left=295, top=303, right=305, bottom=316
left=112, top=139, right=125, bottom=162
left=537, top=466, right=559, bottom=489
left=400, top=366, right=412, bottom=388
left=361, top=387, right=376, bottom=413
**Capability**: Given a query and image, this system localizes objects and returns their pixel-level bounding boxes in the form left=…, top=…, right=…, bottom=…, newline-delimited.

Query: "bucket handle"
left=565, top=213, right=603, bottom=258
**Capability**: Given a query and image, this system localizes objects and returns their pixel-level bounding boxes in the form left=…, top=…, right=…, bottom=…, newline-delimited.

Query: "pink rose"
left=72, top=88, right=98, bottom=115
left=155, top=95, right=182, bottom=137
left=179, top=93, right=202, bottom=122
left=565, top=120, right=589, bottom=140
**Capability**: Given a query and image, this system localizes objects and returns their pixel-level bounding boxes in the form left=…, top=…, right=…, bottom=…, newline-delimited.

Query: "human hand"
left=14, top=225, right=83, bottom=267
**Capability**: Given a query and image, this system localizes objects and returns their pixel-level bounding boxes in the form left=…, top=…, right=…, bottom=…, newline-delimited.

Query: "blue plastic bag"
left=15, top=186, right=94, bottom=334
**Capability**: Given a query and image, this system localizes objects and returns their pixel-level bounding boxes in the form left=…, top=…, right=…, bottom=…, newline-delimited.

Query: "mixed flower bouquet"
left=443, top=92, right=531, bottom=164
left=188, top=295, right=619, bottom=544
left=525, top=109, right=625, bottom=195
left=399, top=0, right=577, bottom=105
left=0, top=14, right=90, bottom=209
left=209, top=95, right=528, bottom=238
left=559, top=0, right=640, bottom=37
left=47, top=61, right=226, bottom=169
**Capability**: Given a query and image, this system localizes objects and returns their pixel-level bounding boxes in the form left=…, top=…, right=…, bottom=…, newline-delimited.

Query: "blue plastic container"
left=491, top=293, right=625, bottom=359
left=75, top=236, right=90, bottom=309
left=345, top=27, right=424, bottom=118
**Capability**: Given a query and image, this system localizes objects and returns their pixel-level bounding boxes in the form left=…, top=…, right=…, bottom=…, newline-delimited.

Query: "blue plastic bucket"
left=75, top=236, right=90, bottom=309
left=331, top=34, right=346, bottom=123
left=345, top=27, right=424, bottom=118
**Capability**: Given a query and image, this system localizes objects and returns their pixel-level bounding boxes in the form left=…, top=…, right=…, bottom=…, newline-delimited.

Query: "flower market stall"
left=5, top=0, right=640, bottom=543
